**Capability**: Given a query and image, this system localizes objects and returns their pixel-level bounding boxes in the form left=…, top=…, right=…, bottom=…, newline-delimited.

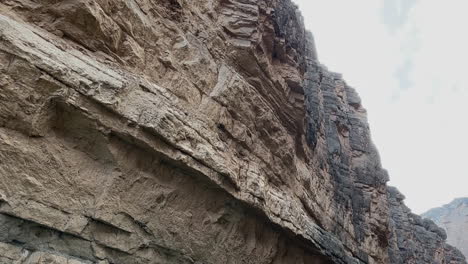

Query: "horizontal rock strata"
left=0, top=0, right=465, bottom=263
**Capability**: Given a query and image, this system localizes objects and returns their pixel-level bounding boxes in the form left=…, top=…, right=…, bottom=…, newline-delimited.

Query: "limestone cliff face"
left=423, top=198, right=468, bottom=260
left=0, top=0, right=465, bottom=263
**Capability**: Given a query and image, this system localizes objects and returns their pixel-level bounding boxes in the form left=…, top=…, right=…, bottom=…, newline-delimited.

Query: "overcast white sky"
left=293, top=0, right=468, bottom=214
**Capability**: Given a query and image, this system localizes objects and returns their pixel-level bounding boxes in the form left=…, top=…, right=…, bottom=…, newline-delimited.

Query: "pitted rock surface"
left=0, top=0, right=465, bottom=263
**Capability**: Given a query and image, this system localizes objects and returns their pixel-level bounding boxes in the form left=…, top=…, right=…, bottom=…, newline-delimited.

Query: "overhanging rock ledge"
left=0, top=1, right=465, bottom=263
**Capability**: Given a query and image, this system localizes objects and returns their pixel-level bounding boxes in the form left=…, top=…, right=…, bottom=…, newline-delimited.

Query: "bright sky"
left=293, top=0, right=468, bottom=214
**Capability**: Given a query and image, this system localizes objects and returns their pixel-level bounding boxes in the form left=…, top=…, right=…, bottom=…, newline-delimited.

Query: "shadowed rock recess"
left=0, top=0, right=465, bottom=263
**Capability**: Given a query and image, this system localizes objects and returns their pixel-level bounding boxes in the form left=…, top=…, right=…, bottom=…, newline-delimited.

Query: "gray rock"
left=423, top=198, right=468, bottom=259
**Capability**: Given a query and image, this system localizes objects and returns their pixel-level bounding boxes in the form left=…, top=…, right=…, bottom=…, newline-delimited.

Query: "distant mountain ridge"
left=422, top=198, right=468, bottom=258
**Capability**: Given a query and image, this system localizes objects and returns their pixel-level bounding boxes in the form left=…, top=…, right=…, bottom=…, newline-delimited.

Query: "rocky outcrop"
left=387, top=188, right=465, bottom=264
left=423, top=198, right=468, bottom=259
left=0, top=0, right=465, bottom=263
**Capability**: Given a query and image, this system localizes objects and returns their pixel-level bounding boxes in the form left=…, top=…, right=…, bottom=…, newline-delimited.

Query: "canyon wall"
left=0, top=0, right=465, bottom=263
left=423, top=198, right=468, bottom=260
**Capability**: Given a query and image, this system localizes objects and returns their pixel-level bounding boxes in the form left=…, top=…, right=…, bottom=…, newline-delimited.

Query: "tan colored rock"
left=0, top=0, right=465, bottom=263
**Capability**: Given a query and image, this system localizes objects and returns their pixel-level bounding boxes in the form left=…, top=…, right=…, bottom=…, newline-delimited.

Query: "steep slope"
left=0, top=0, right=465, bottom=263
left=423, top=198, right=468, bottom=259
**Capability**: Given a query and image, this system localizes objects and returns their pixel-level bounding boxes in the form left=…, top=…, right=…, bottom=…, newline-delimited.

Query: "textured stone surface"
left=387, top=188, right=465, bottom=264
left=0, top=0, right=465, bottom=263
left=423, top=198, right=468, bottom=259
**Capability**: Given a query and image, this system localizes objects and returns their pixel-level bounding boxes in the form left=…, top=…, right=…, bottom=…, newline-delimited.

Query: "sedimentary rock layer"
left=0, top=0, right=465, bottom=263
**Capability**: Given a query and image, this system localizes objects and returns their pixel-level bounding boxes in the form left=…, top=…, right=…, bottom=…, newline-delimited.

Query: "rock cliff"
left=0, top=0, right=465, bottom=263
left=423, top=198, right=468, bottom=259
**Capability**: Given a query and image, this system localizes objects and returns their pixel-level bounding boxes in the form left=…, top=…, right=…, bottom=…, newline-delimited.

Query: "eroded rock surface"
left=0, top=0, right=465, bottom=263
left=423, top=198, right=468, bottom=260
left=387, top=188, right=465, bottom=264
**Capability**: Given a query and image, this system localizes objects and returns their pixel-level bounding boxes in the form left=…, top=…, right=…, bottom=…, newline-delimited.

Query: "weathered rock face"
left=422, top=198, right=468, bottom=259
left=387, top=188, right=466, bottom=264
left=0, top=0, right=465, bottom=263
